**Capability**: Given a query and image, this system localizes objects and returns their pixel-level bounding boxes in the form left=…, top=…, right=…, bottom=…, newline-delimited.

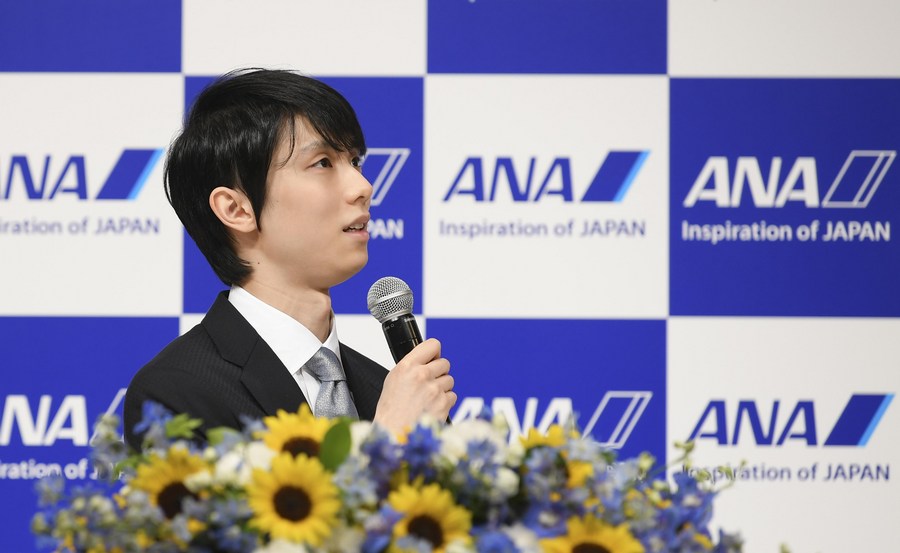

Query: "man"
left=123, top=69, right=455, bottom=451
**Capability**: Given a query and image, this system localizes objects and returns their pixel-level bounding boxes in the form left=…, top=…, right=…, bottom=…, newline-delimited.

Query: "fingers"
left=395, top=339, right=450, bottom=380
left=375, top=337, right=457, bottom=432
left=435, top=373, right=454, bottom=393
left=423, top=357, right=450, bottom=379
left=399, top=338, right=441, bottom=366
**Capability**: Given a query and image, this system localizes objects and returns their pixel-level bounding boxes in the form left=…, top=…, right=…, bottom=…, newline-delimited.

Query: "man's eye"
left=351, top=156, right=364, bottom=168
left=313, top=158, right=333, bottom=168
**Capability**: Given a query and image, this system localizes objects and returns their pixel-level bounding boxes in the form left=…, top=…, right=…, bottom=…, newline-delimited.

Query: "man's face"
left=254, top=117, right=372, bottom=291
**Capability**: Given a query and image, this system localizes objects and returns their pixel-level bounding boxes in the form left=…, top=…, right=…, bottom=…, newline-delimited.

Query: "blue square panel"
left=184, top=77, right=424, bottom=314
left=0, top=1, right=181, bottom=72
left=181, top=75, right=424, bottom=315
left=428, top=0, right=666, bottom=74
left=0, top=317, right=179, bottom=553
left=431, top=318, right=666, bottom=463
left=671, top=79, right=900, bottom=317
left=325, top=77, right=424, bottom=315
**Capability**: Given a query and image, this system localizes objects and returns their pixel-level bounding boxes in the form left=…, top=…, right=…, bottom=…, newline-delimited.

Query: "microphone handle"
left=382, top=313, right=423, bottom=363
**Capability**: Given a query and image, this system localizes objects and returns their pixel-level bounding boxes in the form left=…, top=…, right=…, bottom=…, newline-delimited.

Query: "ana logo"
left=362, top=147, right=410, bottom=207
left=0, top=389, right=125, bottom=447
left=683, top=150, right=896, bottom=208
left=453, top=391, right=651, bottom=448
left=1, top=149, right=163, bottom=201
left=688, top=393, right=894, bottom=447
left=444, top=151, right=649, bottom=203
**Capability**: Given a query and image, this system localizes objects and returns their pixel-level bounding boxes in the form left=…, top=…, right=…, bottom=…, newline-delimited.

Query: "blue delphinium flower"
left=643, top=471, right=718, bottom=553
left=475, top=529, right=519, bottom=553
left=476, top=404, right=495, bottom=422
left=454, top=437, right=518, bottom=526
left=239, top=413, right=266, bottom=437
left=669, top=471, right=714, bottom=530
left=134, top=401, right=173, bottom=435
left=90, top=414, right=130, bottom=481
left=121, top=489, right=165, bottom=528
left=333, top=454, right=379, bottom=512
left=522, top=447, right=562, bottom=502
left=394, top=534, right=434, bottom=553
left=34, top=471, right=65, bottom=506
left=134, top=401, right=175, bottom=450
left=713, top=529, right=744, bottom=553
left=178, top=496, right=255, bottom=552
left=360, top=426, right=402, bottom=497
left=521, top=500, right=567, bottom=538
left=362, top=505, right=403, bottom=553
left=403, top=424, right=441, bottom=481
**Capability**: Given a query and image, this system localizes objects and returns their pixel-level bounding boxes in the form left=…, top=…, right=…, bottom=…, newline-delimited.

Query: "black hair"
left=164, top=68, right=367, bottom=285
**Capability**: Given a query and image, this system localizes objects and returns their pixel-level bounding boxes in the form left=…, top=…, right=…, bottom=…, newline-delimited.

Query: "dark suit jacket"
left=124, top=291, right=389, bottom=451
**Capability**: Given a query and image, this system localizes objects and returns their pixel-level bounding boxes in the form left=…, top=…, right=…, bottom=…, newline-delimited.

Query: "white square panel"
left=670, top=0, right=900, bottom=77
left=183, top=0, right=426, bottom=76
left=0, top=74, right=184, bottom=316
left=424, top=75, right=669, bottom=318
left=668, top=317, right=900, bottom=552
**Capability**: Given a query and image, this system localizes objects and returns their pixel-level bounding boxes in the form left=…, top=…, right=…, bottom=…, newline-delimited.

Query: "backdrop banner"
left=1, top=1, right=897, bottom=551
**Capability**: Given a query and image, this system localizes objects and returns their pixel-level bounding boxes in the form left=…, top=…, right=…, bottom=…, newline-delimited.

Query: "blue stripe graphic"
left=858, top=394, right=894, bottom=446
left=129, top=148, right=164, bottom=200
left=96, top=149, right=163, bottom=200
left=613, top=150, right=649, bottom=202
left=824, top=394, right=891, bottom=446
left=581, top=151, right=648, bottom=202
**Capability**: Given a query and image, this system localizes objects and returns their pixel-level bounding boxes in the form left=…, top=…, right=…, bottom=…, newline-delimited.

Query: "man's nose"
left=347, top=165, right=373, bottom=206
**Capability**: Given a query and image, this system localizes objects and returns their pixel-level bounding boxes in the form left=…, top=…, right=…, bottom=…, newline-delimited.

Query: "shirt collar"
left=227, top=286, right=341, bottom=373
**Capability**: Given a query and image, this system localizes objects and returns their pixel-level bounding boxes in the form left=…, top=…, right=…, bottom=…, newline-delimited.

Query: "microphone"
left=367, top=276, right=423, bottom=363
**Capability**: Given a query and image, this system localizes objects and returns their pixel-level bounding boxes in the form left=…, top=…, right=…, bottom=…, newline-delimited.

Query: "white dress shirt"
left=227, top=286, right=345, bottom=415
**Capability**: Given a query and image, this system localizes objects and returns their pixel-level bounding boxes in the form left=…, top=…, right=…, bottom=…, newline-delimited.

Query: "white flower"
left=506, top=439, right=525, bottom=465
left=348, top=420, right=374, bottom=456
left=202, top=446, right=218, bottom=462
left=445, top=538, right=477, bottom=553
left=246, top=440, right=276, bottom=470
left=320, top=523, right=365, bottom=553
left=184, top=469, right=212, bottom=492
left=252, top=539, right=309, bottom=553
left=439, top=419, right=507, bottom=464
left=493, top=466, right=520, bottom=498
left=502, top=524, right=541, bottom=553
left=491, top=411, right=511, bottom=435
left=213, top=450, right=250, bottom=486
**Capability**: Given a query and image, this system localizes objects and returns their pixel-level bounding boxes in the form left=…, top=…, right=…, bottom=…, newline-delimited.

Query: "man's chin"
left=331, top=256, right=368, bottom=288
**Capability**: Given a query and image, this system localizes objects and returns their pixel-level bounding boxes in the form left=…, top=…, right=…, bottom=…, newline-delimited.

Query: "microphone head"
left=367, top=276, right=414, bottom=323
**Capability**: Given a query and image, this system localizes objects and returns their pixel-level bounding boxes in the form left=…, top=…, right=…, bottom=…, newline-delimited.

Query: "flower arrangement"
left=33, top=403, right=743, bottom=553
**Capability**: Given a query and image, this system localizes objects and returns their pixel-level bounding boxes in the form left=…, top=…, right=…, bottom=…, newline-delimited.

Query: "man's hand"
left=373, top=338, right=456, bottom=435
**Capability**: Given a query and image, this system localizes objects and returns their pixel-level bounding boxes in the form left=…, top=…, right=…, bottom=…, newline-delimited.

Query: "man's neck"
left=240, top=279, right=333, bottom=342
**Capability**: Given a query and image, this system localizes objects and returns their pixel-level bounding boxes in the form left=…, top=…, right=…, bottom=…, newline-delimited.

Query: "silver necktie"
left=304, top=347, right=359, bottom=419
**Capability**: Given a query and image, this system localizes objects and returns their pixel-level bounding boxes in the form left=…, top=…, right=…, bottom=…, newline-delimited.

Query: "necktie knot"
left=304, top=347, right=358, bottom=419
left=305, top=347, right=344, bottom=382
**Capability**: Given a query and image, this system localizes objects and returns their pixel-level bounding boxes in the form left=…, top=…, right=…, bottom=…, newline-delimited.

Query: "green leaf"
left=319, top=420, right=352, bottom=471
left=165, top=413, right=203, bottom=440
left=207, top=426, right=240, bottom=447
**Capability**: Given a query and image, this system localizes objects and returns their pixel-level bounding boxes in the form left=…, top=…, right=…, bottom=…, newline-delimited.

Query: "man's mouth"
left=343, top=222, right=368, bottom=232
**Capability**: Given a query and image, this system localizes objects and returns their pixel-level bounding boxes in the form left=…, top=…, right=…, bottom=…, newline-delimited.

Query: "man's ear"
left=209, top=186, right=257, bottom=233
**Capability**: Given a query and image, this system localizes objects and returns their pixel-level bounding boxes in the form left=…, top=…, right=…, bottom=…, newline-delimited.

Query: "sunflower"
left=520, top=425, right=567, bottom=449
left=130, top=445, right=208, bottom=518
left=566, top=459, right=594, bottom=488
left=259, top=405, right=335, bottom=458
left=388, top=483, right=472, bottom=553
left=247, top=452, right=340, bottom=545
left=541, top=515, right=645, bottom=553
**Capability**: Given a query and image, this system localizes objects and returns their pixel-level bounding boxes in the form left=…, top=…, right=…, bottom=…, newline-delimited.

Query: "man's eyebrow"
left=297, top=139, right=332, bottom=153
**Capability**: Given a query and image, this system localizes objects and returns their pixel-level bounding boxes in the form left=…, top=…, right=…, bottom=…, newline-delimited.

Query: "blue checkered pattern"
left=2, top=2, right=898, bottom=551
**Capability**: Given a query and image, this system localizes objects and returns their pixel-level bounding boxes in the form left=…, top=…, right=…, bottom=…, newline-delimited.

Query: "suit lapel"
left=203, top=292, right=308, bottom=416
left=341, top=344, right=388, bottom=420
